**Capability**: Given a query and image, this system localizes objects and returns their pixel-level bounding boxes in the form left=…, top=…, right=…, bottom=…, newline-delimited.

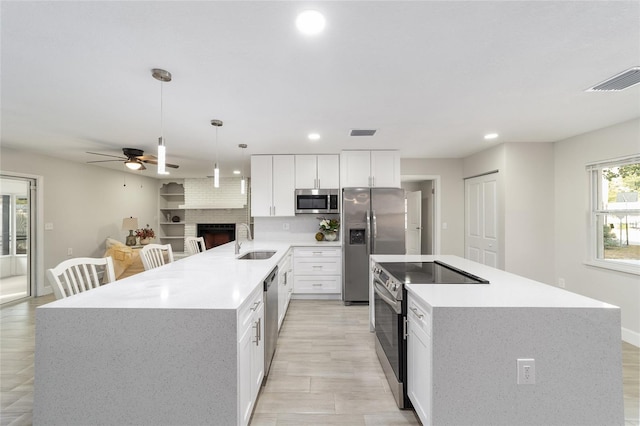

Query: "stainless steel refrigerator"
left=342, top=188, right=406, bottom=304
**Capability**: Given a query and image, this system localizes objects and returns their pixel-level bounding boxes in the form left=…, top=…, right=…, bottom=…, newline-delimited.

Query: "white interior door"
left=465, top=173, right=499, bottom=267
left=406, top=191, right=422, bottom=255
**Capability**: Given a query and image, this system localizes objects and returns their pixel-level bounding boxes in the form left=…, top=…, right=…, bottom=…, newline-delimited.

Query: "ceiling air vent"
left=586, top=67, right=640, bottom=91
left=350, top=129, right=377, bottom=136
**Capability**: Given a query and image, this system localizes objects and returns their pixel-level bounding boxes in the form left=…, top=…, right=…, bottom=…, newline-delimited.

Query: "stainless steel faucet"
left=235, top=223, right=253, bottom=254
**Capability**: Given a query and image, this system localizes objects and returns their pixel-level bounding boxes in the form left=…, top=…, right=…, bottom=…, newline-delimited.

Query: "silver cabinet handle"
left=312, top=265, right=322, bottom=269
left=250, top=301, right=261, bottom=311
left=312, top=283, right=323, bottom=287
left=409, top=306, right=424, bottom=319
left=257, top=317, right=261, bottom=342
left=252, top=319, right=259, bottom=345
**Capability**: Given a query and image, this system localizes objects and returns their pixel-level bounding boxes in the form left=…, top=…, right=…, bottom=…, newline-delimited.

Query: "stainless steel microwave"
left=295, top=189, right=340, bottom=214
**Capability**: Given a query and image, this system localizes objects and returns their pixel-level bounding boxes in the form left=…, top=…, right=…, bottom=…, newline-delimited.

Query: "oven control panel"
left=372, top=264, right=403, bottom=300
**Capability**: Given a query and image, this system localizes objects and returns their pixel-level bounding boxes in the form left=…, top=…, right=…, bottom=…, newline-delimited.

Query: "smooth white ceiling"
left=2, top=1, right=639, bottom=178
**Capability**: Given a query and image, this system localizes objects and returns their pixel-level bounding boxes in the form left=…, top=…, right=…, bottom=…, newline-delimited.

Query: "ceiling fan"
left=86, top=148, right=179, bottom=171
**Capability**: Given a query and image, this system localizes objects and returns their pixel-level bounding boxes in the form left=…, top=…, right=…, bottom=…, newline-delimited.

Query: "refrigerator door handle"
left=371, top=210, right=377, bottom=253
left=366, top=210, right=372, bottom=255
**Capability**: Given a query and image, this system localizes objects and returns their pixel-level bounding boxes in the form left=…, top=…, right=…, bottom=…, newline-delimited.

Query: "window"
left=588, top=155, right=640, bottom=274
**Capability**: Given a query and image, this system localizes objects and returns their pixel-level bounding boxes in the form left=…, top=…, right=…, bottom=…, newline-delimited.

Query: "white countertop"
left=372, top=254, right=618, bottom=309
left=42, top=240, right=339, bottom=311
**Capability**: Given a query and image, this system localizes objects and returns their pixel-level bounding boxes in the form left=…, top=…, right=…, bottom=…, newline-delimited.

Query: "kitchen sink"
left=237, top=250, right=276, bottom=260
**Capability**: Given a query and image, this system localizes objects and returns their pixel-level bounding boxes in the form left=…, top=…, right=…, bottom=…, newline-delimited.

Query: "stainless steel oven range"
left=372, top=261, right=489, bottom=409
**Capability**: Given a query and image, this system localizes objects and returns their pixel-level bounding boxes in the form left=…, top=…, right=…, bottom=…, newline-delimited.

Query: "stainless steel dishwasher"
left=263, top=266, right=278, bottom=378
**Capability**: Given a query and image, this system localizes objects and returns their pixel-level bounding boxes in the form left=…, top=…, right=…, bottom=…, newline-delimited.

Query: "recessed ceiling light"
left=296, top=10, right=326, bottom=35
left=308, top=133, right=321, bottom=141
left=233, top=170, right=241, bottom=175
left=484, top=133, right=499, bottom=140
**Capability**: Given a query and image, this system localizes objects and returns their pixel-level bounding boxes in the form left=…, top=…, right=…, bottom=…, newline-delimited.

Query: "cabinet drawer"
left=294, top=247, right=341, bottom=258
left=294, top=275, right=340, bottom=293
left=407, top=295, right=432, bottom=337
left=238, top=287, right=263, bottom=336
left=294, top=257, right=341, bottom=275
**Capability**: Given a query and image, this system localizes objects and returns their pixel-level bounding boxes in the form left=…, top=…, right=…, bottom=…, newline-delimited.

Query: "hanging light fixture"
left=152, top=68, right=172, bottom=175
left=211, top=119, right=223, bottom=187
left=238, top=143, right=247, bottom=195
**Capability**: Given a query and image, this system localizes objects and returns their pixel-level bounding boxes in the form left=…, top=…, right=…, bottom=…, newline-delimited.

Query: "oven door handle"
left=373, top=280, right=402, bottom=314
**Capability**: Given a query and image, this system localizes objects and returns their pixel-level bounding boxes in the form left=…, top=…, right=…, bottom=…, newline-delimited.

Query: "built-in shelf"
left=159, top=181, right=186, bottom=253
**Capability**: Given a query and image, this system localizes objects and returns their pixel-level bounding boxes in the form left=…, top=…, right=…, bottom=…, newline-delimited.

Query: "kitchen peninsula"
left=32, top=241, right=315, bottom=426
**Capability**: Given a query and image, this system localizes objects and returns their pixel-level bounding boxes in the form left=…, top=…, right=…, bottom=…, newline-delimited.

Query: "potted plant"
left=136, top=225, right=155, bottom=245
left=318, top=217, right=339, bottom=241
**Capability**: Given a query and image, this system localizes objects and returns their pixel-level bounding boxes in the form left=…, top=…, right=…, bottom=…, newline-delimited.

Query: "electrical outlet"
left=558, top=278, right=566, bottom=288
left=517, top=358, right=535, bottom=385
left=67, top=248, right=73, bottom=256
left=45, top=223, right=54, bottom=230
left=282, top=223, right=290, bottom=230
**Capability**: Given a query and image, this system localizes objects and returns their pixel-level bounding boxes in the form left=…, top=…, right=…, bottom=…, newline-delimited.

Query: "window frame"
left=586, top=155, right=640, bottom=275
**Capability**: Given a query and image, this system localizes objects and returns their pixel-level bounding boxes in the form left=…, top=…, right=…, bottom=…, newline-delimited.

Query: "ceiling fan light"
left=125, top=160, right=142, bottom=170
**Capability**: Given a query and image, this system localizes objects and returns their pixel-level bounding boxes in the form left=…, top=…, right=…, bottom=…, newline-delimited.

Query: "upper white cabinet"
left=251, top=155, right=295, bottom=217
left=295, top=154, right=340, bottom=189
left=340, top=150, right=401, bottom=188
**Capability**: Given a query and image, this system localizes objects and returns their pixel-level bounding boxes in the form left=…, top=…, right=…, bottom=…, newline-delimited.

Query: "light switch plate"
left=517, top=358, right=535, bottom=384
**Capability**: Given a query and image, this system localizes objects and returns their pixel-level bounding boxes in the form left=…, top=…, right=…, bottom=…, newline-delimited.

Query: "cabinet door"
left=407, top=298, right=432, bottom=425
left=251, top=156, right=274, bottom=217
left=340, top=151, right=371, bottom=187
left=238, top=326, right=253, bottom=426
left=272, top=155, right=295, bottom=216
left=295, top=155, right=318, bottom=189
left=316, top=155, right=340, bottom=188
left=251, top=301, right=265, bottom=401
left=370, top=150, right=401, bottom=188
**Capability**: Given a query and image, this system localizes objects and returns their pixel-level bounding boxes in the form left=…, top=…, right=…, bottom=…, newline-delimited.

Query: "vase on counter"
left=323, top=231, right=337, bottom=242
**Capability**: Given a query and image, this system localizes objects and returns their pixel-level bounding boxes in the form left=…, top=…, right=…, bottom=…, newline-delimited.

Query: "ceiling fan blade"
left=140, top=158, right=180, bottom=169
left=86, top=151, right=126, bottom=160
left=166, top=162, right=179, bottom=169
left=138, top=163, right=147, bottom=171
left=87, top=159, right=122, bottom=164
left=137, top=155, right=158, bottom=161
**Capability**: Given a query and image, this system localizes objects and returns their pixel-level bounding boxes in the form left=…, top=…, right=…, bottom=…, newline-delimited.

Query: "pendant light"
left=238, top=143, right=247, bottom=194
left=211, top=119, right=223, bottom=187
left=152, top=68, right=171, bottom=175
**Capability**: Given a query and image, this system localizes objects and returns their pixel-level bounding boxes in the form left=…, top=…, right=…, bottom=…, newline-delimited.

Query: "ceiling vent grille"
left=350, top=129, right=377, bottom=136
left=586, top=67, right=640, bottom=91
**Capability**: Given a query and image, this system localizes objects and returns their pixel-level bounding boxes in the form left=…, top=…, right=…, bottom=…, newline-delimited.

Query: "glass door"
left=0, top=176, right=33, bottom=304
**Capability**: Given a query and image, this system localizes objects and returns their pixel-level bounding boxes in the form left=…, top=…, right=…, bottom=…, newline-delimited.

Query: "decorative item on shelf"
left=315, top=232, right=324, bottom=241
left=136, top=225, right=155, bottom=245
left=171, top=216, right=180, bottom=223
left=318, top=217, right=339, bottom=242
left=122, top=217, right=139, bottom=246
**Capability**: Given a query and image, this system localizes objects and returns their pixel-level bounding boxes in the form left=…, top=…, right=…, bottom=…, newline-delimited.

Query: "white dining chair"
left=185, top=236, right=206, bottom=256
left=140, top=243, right=174, bottom=270
left=47, top=257, right=116, bottom=299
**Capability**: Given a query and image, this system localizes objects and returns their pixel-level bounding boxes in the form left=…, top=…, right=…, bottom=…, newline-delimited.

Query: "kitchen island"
left=370, top=254, right=624, bottom=426
left=33, top=240, right=336, bottom=426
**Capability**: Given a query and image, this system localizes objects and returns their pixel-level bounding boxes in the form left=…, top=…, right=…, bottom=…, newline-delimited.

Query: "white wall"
left=401, top=158, right=464, bottom=256
left=462, top=143, right=555, bottom=284
left=1, top=147, right=158, bottom=293
left=553, top=118, right=640, bottom=344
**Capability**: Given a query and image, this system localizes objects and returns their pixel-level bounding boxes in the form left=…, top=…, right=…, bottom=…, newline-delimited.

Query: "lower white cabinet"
left=293, top=247, right=342, bottom=295
left=277, top=248, right=293, bottom=330
left=406, top=292, right=432, bottom=425
left=238, top=286, right=264, bottom=426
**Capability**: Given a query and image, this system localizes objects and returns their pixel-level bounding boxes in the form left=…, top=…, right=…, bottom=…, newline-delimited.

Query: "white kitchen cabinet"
left=406, top=293, right=432, bottom=426
left=340, top=150, right=401, bottom=188
left=293, top=247, right=342, bottom=295
left=251, top=155, right=295, bottom=217
left=237, top=286, right=264, bottom=426
left=295, top=154, right=340, bottom=189
left=277, top=248, right=293, bottom=330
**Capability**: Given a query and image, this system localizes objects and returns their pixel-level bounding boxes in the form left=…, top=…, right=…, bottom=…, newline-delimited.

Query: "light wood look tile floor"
left=0, top=296, right=638, bottom=425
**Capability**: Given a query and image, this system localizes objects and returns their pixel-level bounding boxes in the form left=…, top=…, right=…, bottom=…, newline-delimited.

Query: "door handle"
left=409, top=306, right=424, bottom=319
left=371, top=210, right=377, bottom=253
left=366, top=210, right=371, bottom=255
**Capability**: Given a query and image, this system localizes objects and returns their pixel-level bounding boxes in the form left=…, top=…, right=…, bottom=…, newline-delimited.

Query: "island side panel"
left=431, top=307, right=623, bottom=426
left=34, top=307, right=238, bottom=425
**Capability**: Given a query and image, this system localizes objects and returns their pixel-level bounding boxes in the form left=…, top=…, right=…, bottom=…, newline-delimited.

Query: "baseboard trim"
left=622, top=327, right=639, bottom=348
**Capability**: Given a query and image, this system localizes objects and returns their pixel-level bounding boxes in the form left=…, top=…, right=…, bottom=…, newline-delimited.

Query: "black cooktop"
left=378, top=261, right=489, bottom=284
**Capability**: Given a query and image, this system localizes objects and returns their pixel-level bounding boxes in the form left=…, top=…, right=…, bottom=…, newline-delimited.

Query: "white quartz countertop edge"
left=41, top=239, right=339, bottom=311
left=372, top=254, right=619, bottom=309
